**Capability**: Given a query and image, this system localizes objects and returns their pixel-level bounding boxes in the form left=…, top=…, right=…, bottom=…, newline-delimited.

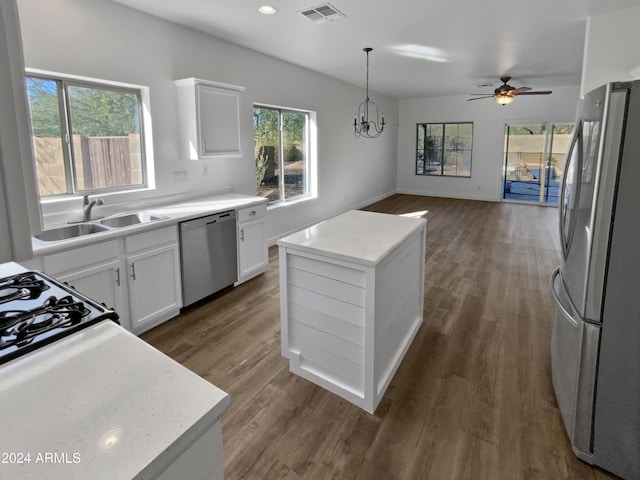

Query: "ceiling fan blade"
left=467, top=96, right=495, bottom=101
left=511, top=86, right=532, bottom=94
left=516, top=90, right=552, bottom=95
left=469, top=93, right=495, bottom=96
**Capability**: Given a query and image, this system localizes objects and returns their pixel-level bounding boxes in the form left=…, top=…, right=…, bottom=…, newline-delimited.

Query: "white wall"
left=16, top=0, right=398, bottom=243
left=581, top=5, right=640, bottom=95
left=396, top=86, right=580, bottom=201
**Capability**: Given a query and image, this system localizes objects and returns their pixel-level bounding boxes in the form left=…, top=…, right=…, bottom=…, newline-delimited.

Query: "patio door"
left=501, top=122, right=574, bottom=205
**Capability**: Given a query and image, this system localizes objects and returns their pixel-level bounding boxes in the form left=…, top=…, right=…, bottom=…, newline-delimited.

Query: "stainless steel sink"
left=35, top=223, right=111, bottom=242
left=99, top=212, right=166, bottom=228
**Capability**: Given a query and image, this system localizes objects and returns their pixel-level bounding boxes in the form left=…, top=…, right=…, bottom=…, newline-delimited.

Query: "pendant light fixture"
left=354, top=47, right=385, bottom=139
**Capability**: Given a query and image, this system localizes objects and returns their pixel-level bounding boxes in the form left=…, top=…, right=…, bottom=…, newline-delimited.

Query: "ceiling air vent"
left=299, top=3, right=345, bottom=24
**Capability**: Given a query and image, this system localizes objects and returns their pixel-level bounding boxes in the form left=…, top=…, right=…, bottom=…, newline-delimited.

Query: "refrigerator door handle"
left=550, top=267, right=578, bottom=326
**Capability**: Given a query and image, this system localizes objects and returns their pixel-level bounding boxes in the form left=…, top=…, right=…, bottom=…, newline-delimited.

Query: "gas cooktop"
left=0, top=271, right=119, bottom=365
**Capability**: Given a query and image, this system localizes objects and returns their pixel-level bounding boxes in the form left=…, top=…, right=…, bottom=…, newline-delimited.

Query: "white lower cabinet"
left=236, top=203, right=268, bottom=284
left=56, top=258, right=129, bottom=329
left=42, top=240, right=130, bottom=330
left=125, top=227, right=182, bottom=333
left=40, top=225, right=182, bottom=334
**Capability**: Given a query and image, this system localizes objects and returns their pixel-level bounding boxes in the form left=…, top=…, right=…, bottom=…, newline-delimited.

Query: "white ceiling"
left=112, top=0, right=640, bottom=99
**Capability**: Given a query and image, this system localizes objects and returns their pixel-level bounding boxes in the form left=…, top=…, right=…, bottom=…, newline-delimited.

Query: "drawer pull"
left=249, top=210, right=256, bottom=216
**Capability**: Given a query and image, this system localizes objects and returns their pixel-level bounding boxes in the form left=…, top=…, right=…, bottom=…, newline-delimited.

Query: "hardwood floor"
left=141, top=194, right=618, bottom=480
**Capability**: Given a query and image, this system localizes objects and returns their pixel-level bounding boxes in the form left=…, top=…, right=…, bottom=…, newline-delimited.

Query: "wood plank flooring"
left=141, top=194, right=618, bottom=480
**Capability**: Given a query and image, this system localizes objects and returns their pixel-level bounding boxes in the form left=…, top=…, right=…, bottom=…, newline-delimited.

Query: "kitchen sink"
left=35, top=223, right=111, bottom=242
left=99, top=212, right=166, bottom=228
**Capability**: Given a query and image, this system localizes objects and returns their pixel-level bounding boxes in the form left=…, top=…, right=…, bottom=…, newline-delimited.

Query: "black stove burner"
left=0, top=272, right=50, bottom=305
left=0, top=296, right=90, bottom=350
left=0, top=270, right=119, bottom=365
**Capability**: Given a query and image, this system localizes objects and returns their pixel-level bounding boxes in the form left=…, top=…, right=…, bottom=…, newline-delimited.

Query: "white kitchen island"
left=0, top=262, right=230, bottom=480
left=277, top=210, right=427, bottom=413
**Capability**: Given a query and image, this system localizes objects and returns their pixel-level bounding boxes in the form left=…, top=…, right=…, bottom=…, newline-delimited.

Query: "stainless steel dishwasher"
left=179, top=210, right=237, bottom=307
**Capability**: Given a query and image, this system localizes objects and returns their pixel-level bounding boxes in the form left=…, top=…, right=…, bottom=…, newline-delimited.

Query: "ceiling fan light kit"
left=468, top=76, right=552, bottom=105
left=495, top=94, right=514, bottom=105
left=354, top=47, right=385, bottom=139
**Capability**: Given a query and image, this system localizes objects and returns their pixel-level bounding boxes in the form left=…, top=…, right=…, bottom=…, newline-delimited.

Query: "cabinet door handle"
left=130, top=262, right=136, bottom=280
left=115, top=267, right=121, bottom=287
left=240, top=228, right=245, bottom=241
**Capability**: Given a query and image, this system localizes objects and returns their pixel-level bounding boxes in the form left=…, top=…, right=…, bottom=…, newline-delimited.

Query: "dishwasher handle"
left=180, top=210, right=236, bottom=232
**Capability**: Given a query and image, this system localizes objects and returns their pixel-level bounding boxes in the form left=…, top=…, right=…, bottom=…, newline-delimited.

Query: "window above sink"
left=25, top=69, right=156, bottom=202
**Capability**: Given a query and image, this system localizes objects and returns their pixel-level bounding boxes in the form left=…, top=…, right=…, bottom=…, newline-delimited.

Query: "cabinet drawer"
left=237, top=203, right=266, bottom=223
left=126, top=225, right=178, bottom=253
left=44, top=240, right=119, bottom=275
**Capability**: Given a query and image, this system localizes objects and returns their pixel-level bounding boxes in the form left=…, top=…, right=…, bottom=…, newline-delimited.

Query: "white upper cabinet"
left=174, top=78, right=245, bottom=160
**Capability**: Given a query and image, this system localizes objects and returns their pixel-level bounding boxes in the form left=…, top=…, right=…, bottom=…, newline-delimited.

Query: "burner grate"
left=0, top=271, right=119, bottom=364
left=0, top=296, right=90, bottom=350
left=0, top=272, right=50, bottom=304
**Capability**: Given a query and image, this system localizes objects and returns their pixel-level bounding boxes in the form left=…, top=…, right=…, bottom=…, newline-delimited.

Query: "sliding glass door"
left=502, top=122, right=574, bottom=205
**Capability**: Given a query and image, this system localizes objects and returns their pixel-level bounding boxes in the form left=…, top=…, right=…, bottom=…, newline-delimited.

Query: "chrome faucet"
left=82, top=194, right=104, bottom=221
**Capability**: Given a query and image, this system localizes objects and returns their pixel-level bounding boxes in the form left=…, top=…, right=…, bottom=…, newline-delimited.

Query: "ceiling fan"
left=468, top=76, right=552, bottom=105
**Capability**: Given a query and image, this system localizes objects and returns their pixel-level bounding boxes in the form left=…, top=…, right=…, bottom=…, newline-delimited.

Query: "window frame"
left=415, top=121, right=473, bottom=177
left=25, top=70, right=152, bottom=199
left=254, top=103, right=311, bottom=205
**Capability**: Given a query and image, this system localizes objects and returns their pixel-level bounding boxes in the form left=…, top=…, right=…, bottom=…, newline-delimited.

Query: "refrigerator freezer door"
left=550, top=268, right=600, bottom=462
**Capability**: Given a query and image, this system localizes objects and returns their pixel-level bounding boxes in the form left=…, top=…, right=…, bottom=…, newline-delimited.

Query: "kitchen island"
left=277, top=210, right=427, bottom=413
left=0, top=262, right=230, bottom=480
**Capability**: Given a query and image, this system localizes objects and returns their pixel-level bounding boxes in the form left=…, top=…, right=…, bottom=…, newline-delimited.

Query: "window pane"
left=457, top=123, right=474, bottom=149
left=426, top=124, right=443, bottom=149
left=416, top=122, right=472, bottom=177
left=254, top=107, right=280, bottom=202
left=26, top=77, right=68, bottom=196
left=416, top=150, right=424, bottom=174
left=67, top=85, right=144, bottom=191
left=425, top=148, right=442, bottom=175
left=282, top=111, right=307, bottom=200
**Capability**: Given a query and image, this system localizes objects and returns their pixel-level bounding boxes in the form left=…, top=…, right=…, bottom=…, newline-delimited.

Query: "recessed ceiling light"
left=259, top=5, right=277, bottom=14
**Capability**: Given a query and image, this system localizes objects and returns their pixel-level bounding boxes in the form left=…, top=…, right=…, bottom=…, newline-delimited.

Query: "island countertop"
left=276, top=209, right=427, bottom=266
left=0, top=318, right=230, bottom=479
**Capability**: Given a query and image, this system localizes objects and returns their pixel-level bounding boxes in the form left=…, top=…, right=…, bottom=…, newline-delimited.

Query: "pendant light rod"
left=364, top=47, right=372, bottom=102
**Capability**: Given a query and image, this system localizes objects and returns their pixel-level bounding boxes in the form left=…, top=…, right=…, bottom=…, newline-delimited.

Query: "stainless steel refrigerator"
left=551, top=80, right=640, bottom=479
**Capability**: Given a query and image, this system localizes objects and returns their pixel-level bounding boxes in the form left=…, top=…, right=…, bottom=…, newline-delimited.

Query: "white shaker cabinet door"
left=127, top=243, right=181, bottom=333
left=55, top=258, right=129, bottom=331
left=198, top=84, right=242, bottom=157
left=238, top=218, right=267, bottom=282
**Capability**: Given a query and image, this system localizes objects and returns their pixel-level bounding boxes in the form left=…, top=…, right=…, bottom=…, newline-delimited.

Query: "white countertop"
left=32, top=193, right=267, bottom=255
left=0, top=261, right=27, bottom=277
left=0, top=320, right=230, bottom=479
left=277, top=210, right=427, bottom=266
left=145, top=192, right=265, bottom=220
